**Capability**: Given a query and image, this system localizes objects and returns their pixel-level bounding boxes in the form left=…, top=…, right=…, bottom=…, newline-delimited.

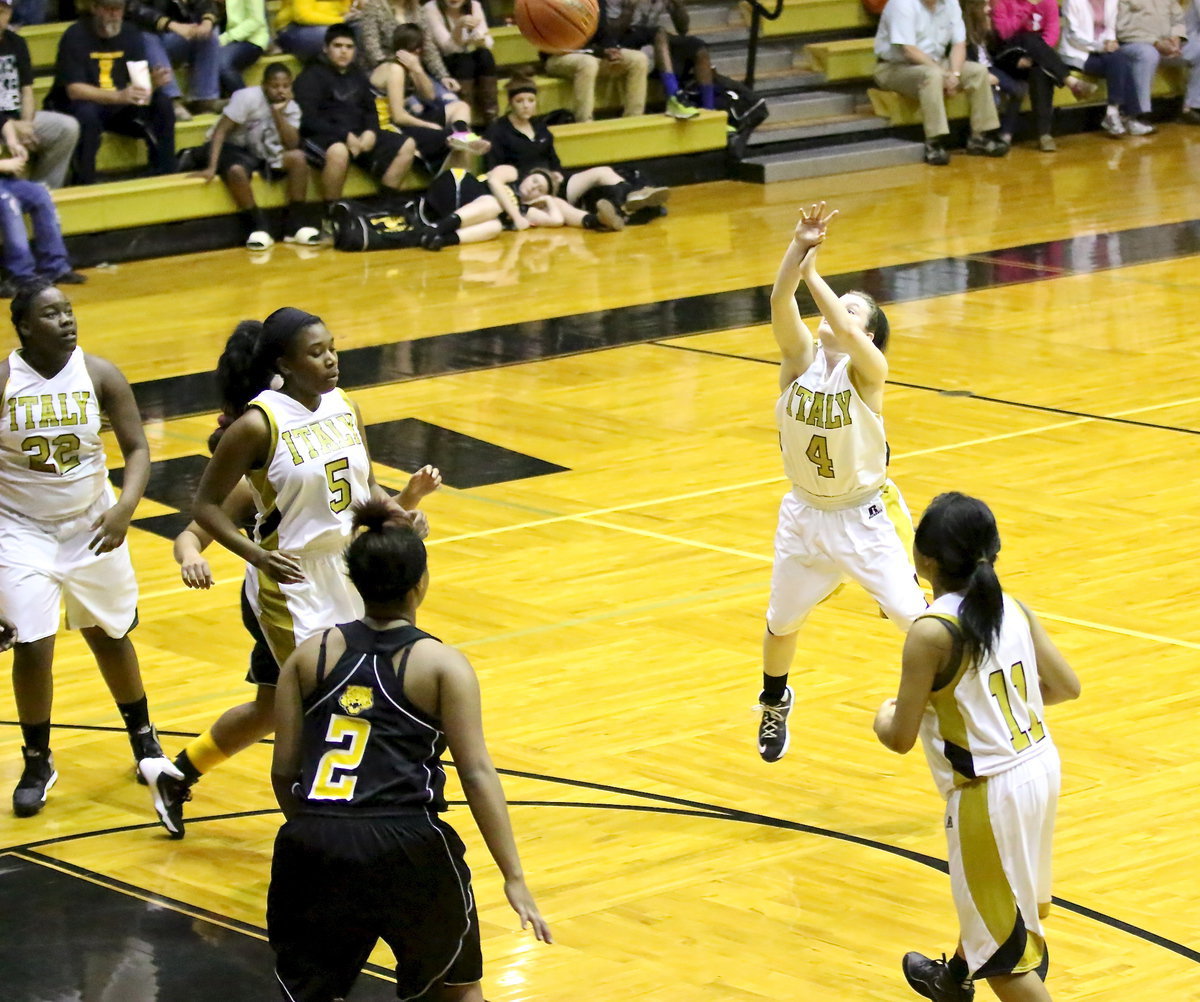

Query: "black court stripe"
left=2, top=721, right=1196, bottom=966
left=128, top=217, right=1200, bottom=423
left=653, top=342, right=1200, bottom=436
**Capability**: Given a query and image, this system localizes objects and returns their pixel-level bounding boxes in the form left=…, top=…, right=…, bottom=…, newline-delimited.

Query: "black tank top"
left=296, top=620, right=447, bottom=817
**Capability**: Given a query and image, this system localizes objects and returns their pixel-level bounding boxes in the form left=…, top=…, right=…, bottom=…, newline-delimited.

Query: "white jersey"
left=919, top=592, right=1054, bottom=799
left=776, top=348, right=887, bottom=510
left=246, top=387, right=371, bottom=554
left=0, top=348, right=109, bottom=522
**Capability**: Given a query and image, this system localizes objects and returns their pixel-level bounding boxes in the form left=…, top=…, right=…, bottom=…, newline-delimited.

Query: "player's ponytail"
left=210, top=320, right=268, bottom=451
left=346, top=499, right=428, bottom=604
left=914, top=492, right=1003, bottom=666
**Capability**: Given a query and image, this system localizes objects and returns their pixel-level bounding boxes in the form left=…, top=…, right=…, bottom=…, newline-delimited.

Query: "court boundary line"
left=2, top=749, right=1195, bottom=968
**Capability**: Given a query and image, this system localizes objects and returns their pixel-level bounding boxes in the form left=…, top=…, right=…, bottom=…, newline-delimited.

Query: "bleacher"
left=23, top=19, right=726, bottom=247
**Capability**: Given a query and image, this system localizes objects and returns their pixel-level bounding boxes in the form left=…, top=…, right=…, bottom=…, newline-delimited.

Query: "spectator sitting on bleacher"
left=1059, top=0, right=1139, bottom=135
left=367, top=23, right=486, bottom=151
left=423, top=0, right=497, bottom=123
left=873, top=0, right=1009, bottom=164
left=990, top=0, right=1098, bottom=150
left=46, top=0, right=176, bottom=184
left=0, top=119, right=84, bottom=295
left=542, top=0, right=648, bottom=122
left=482, top=74, right=668, bottom=222
left=610, top=0, right=705, bottom=118
left=218, top=0, right=269, bottom=95
left=276, top=0, right=353, bottom=61
left=192, top=62, right=322, bottom=249
left=294, top=24, right=422, bottom=214
left=352, top=0, right=460, bottom=97
left=0, top=0, right=80, bottom=188
left=962, top=0, right=1026, bottom=143
left=1183, top=0, right=1200, bottom=123
left=1114, top=0, right=1197, bottom=132
left=128, top=0, right=224, bottom=121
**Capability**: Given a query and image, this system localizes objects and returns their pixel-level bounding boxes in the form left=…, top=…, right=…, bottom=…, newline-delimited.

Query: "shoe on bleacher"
left=665, top=95, right=701, bottom=120
left=53, top=270, right=87, bottom=285
left=13, top=746, right=57, bottom=818
left=902, top=952, right=975, bottom=1001
left=284, top=226, right=322, bottom=247
left=1123, top=117, right=1155, bottom=135
left=448, top=130, right=491, bottom=155
left=172, top=100, right=193, bottom=122
left=139, top=756, right=190, bottom=839
left=246, top=230, right=275, bottom=251
left=1066, top=76, right=1098, bottom=100
left=1101, top=111, right=1126, bottom=136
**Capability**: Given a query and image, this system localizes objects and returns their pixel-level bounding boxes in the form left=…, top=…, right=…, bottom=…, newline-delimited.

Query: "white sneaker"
left=1101, top=111, right=1126, bottom=137
left=1123, top=117, right=1155, bottom=136
left=246, top=230, right=274, bottom=250
left=284, top=226, right=322, bottom=246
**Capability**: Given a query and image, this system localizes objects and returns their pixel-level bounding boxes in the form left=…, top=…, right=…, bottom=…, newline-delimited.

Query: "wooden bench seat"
left=53, top=109, right=727, bottom=236
left=804, top=37, right=876, bottom=82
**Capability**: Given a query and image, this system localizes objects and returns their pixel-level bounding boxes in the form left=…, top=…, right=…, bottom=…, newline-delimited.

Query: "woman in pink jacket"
left=990, top=0, right=1097, bottom=149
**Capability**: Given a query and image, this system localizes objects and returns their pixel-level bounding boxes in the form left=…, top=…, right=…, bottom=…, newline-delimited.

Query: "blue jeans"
left=1115, top=42, right=1159, bottom=115
left=275, top=24, right=330, bottom=60
left=220, top=40, right=264, bottom=95
left=0, top=179, right=71, bottom=284
left=143, top=28, right=222, bottom=100
left=11, top=0, right=46, bottom=25
left=1082, top=51, right=1136, bottom=116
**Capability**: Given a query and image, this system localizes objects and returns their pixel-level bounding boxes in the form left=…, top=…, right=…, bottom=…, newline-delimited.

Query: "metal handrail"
left=744, top=0, right=786, bottom=89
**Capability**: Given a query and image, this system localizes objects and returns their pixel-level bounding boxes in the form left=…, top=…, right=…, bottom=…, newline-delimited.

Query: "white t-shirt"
left=209, top=85, right=300, bottom=168
left=874, top=0, right=967, bottom=62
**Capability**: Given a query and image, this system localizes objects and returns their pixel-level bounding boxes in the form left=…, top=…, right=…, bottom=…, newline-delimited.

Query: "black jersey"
left=296, top=621, right=447, bottom=817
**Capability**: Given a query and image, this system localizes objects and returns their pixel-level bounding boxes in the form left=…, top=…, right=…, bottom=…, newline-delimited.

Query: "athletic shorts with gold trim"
left=0, top=486, right=139, bottom=643
left=244, top=547, right=364, bottom=668
left=945, top=745, right=1060, bottom=979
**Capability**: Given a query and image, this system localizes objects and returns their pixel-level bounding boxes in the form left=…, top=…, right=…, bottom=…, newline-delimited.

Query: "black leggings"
left=444, top=47, right=496, bottom=80
left=991, top=31, right=1072, bottom=136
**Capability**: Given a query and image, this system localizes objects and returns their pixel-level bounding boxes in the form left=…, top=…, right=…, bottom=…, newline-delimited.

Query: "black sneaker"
left=138, top=757, right=191, bottom=839
left=902, top=952, right=975, bottom=1001
left=129, top=725, right=165, bottom=785
left=13, top=746, right=57, bottom=817
left=924, top=141, right=950, bottom=166
left=965, top=134, right=1008, bottom=157
left=756, top=686, right=793, bottom=762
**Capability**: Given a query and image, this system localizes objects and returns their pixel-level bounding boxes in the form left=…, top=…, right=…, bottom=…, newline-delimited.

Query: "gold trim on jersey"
left=881, top=479, right=914, bottom=557
left=922, top=611, right=974, bottom=780
left=247, top=401, right=281, bottom=550
left=255, top=569, right=298, bottom=667
left=959, top=781, right=1046, bottom=974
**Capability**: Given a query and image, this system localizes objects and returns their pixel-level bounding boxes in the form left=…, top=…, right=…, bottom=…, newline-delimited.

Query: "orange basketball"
left=513, top=0, right=599, bottom=53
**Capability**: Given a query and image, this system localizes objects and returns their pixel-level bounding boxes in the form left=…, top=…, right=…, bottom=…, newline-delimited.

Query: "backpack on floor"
left=328, top=199, right=421, bottom=252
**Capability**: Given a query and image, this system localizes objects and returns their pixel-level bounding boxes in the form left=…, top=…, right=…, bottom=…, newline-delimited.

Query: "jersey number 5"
left=308, top=714, right=372, bottom=801
left=325, top=458, right=352, bottom=513
left=806, top=435, right=835, bottom=478
left=988, top=661, right=1047, bottom=751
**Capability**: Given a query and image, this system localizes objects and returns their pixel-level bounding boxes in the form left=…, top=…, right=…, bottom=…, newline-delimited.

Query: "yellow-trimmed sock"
left=178, top=730, right=229, bottom=780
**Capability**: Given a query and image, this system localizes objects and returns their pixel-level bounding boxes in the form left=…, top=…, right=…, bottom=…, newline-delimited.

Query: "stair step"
left=766, top=90, right=855, bottom=122
left=747, top=112, right=890, bottom=146
left=744, top=69, right=829, bottom=95
left=686, top=3, right=743, bottom=29
left=713, top=43, right=794, bottom=75
left=741, top=137, right=926, bottom=182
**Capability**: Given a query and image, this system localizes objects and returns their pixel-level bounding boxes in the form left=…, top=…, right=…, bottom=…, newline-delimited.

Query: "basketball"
left=513, top=0, right=598, bottom=53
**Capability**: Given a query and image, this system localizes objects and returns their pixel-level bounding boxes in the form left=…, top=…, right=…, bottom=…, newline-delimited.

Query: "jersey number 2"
left=806, top=435, right=835, bottom=478
left=988, top=661, right=1047, bottom=751
left=308, top=715, right=372, bottom=801
left=325, top=458, right=352, bottom=513
left=22, top=434, right=81, bottom=475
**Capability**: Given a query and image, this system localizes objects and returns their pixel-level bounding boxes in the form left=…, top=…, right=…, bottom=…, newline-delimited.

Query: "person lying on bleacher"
left=294, top=24, right=425, bottom=216
left=44, top=0, right=176, bottom=184
left=0, top=0, right=79, bottom=188
left=0, top=118, right=86, bottom=294
left=126, top=0, right=224, bottom=121
left=192, top=62, right=322, bottom=250
left=873, top=0, right=1011, bottom=164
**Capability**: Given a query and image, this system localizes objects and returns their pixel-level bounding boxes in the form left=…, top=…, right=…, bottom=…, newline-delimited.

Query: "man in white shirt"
left=193, top=62, right=321, bottom=249
left=873, top=0, right=1008, bottom=164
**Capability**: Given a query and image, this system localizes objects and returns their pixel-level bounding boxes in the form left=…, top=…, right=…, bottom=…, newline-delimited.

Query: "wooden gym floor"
left=2, top=128, right=1199, bottom=1000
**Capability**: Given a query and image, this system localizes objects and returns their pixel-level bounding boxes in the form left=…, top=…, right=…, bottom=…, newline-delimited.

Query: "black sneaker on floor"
left=965, top=134, right=1008, bottom=157
left=130, top=725, right=165, bottom=785
left=902, top=952, right=975, bottom=1001
left=138, top=757, right=191, bottom=839
left=13, top=746, right=57, bottom=817
left=756, top=685, right=793, bottom=762
left=924, top=141, right=950, bottom=166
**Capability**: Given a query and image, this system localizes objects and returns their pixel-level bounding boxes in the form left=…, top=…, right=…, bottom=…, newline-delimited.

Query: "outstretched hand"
left=793, top=201, right=838, bottom=252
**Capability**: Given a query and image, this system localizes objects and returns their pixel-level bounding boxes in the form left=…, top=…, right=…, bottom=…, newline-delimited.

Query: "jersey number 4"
left=988, top=661, right=1047, bottom=751
left=806, top=435, right=835, bottom=478
left=308, top=714, right=372, bottom=801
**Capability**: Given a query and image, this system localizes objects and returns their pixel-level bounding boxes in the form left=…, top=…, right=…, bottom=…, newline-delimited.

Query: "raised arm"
left=439, top=646, right=551, bottom=942
left=771, top=205, right=832, bottom=389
